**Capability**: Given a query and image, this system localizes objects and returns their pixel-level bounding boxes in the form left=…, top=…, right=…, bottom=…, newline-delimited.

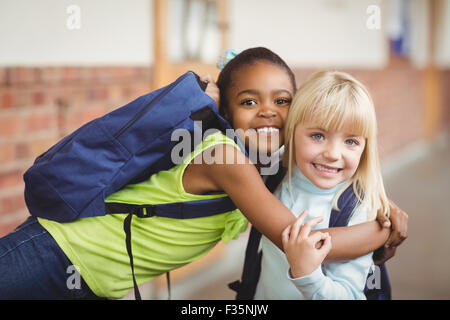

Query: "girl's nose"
left=258, top=103, right=277, bottom=118
left=323, top=143, right=341, bottom=161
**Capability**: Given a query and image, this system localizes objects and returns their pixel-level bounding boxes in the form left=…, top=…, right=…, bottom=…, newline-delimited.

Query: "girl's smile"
left=312, top=163, right=343, bottom=175
left=253, top=126, right=280, bottom=136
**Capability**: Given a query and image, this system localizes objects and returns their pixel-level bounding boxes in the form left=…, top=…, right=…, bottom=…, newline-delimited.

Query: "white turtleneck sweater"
left=255, top=166, right=374, bottom=300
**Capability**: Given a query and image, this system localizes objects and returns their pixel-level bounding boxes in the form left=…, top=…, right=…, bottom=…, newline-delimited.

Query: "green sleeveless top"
left=38, top=132, right=248, bottom=299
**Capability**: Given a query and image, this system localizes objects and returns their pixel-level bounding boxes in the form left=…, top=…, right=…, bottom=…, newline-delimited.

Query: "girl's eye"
left=345, top=139, right=358, bottom=146
left=240, top=99, right=257, bottom=106
left=275, top=98, right=291, bottom=105
left=311, top=133, right=324, bottom=141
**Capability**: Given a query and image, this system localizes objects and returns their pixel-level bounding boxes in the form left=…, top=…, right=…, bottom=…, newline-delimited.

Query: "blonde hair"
left=283, top=71, right=389, bottom=220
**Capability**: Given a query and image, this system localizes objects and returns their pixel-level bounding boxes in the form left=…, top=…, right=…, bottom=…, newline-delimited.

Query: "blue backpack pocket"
left=24, top=118, right=132, bottom=222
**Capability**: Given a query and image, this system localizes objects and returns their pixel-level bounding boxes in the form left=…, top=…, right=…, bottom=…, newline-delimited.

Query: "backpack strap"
left=123, top=213, right=141, bottom=299
left=228, top=166, right=287, bottom=300
left=105, top=196, right=237, bottom=219
left=328, top=185, right=359, bottom=227
left=364, top=262, right=391, bottom=300
left=109, top=195, right=238, bottom=300
left=329, top=185, right=391, bottom=300
left=228, top=225, right=262, bottom=299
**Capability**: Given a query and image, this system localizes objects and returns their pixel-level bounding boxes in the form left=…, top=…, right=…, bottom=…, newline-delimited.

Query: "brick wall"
left=0, top=66, right=152, bottom=236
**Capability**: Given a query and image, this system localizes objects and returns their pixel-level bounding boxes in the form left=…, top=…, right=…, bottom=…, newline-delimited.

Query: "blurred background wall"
left=0, top=0, right=449, bottom=299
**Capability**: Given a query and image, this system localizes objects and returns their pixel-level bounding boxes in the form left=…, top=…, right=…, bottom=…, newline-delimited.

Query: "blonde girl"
left=257, top=70, right=393, bottom=299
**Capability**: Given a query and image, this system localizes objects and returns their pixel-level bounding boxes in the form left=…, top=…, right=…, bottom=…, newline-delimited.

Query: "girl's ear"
left=221, top=106, right=231, bottom=123
left=223, top=110, right=230, bottom=121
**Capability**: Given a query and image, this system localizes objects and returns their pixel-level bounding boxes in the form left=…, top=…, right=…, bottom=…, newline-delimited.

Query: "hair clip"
left=216, top=49, right=240, bottom=70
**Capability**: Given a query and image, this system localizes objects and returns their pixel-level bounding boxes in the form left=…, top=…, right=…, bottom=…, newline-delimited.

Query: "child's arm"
left=319, top=199, right=408, bottom=263
left=200, top=144, right=390, bottom=262
left=314, top=221, right=388, bottom=262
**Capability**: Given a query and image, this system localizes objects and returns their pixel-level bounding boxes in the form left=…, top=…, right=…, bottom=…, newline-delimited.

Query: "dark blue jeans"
left=0, top=216, right=102, bottom=300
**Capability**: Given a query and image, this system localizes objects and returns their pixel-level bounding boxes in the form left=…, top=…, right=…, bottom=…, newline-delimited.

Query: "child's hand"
left=200, top=74, right=220, bottom=109
left=376, top=200, right=408, bottom=247
left=282, top=211, right=332, bottom=278
left=373, top=245, right=397, bottom=265
left=384, top=200, right=408, bottom=248
left=376, top=208, right=391, bottom=229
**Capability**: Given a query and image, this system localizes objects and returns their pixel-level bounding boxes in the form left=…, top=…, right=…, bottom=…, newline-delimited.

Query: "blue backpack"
left=229, top=167, right=391, bottom=300
left=23, top=71, right=244, bottom=299
left=24, top=71, right=242, bottom=223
